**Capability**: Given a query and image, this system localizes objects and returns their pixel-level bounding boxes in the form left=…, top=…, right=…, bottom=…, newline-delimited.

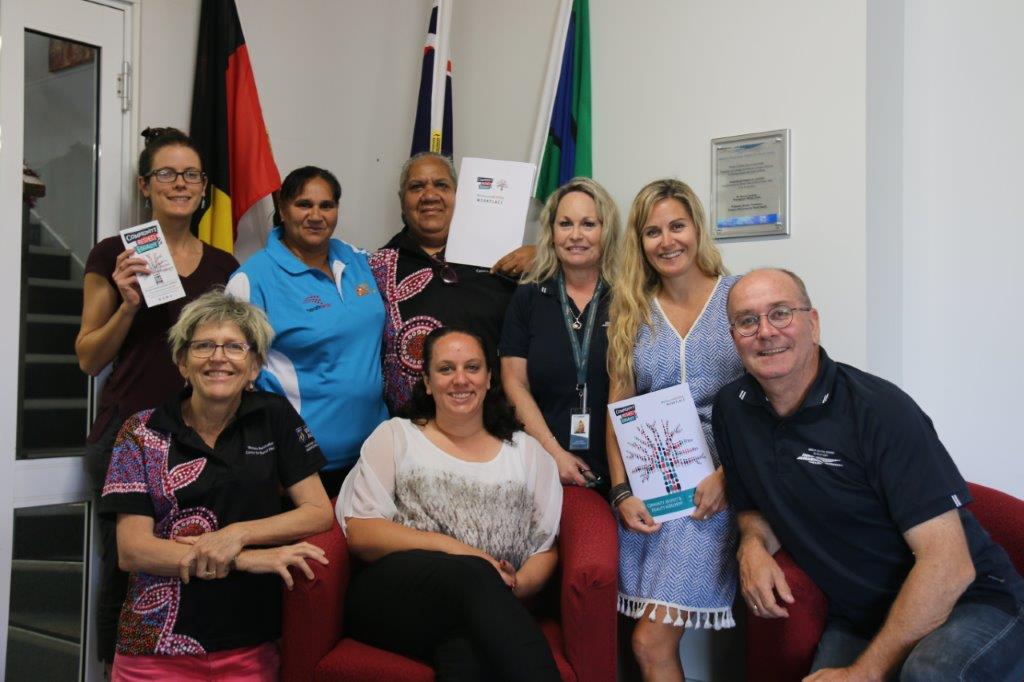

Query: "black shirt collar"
left=736, top=347, right=836, bottom=415
left=147, top=388, right=270, bottom=440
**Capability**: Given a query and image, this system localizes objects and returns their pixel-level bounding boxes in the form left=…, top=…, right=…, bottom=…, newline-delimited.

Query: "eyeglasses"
left=148, top=167, right=206, bottom=184
left=730, top=305, right=812, bottom=337
left=428, top=252, right=458, bottom=285
left=187, top=340, right=251, bottom=360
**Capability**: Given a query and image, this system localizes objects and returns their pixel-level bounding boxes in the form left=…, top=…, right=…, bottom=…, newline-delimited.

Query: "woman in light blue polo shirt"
left=226, top=166, right=387, bottom=495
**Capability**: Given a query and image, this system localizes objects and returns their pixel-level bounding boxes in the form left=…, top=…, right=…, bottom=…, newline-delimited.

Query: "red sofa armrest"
left=281, top=519, right=351, bottom=682
left=745, top=549, right=828, bottom=682
left=558, top=487, right=618, bottom=682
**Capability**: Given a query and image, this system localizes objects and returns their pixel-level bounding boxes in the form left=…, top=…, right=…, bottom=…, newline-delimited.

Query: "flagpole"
left=430, top=0, right=453, bottom=153
left=529, top=0, right=573, bottom=193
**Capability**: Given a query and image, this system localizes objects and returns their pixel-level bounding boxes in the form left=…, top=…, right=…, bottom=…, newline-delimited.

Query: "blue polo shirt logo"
left=303, top=294, right=331, bottom=312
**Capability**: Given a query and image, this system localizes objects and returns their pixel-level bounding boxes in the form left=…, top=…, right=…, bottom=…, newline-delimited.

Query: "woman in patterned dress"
left=606, top=179, right=744, bottom=681
left=337, top=327, right=562, bottom=680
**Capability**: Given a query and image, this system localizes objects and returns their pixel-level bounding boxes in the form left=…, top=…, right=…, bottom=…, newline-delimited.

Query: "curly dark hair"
left=399, top=327, right=522, bottom=442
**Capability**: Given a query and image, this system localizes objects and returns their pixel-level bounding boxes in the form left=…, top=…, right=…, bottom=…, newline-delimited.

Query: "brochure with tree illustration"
left=607, top=384, right=714, bottom=522
left=119, top=220, right=185, bottom=307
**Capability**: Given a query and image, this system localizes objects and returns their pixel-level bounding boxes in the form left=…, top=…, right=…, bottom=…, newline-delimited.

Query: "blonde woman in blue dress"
left=606, top=179, right=744, bottom=681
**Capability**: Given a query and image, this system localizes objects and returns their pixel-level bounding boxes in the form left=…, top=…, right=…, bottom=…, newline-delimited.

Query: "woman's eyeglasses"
left=148, top=168, right=206, bottom=184
left=187, top=340, right=251, bottom=360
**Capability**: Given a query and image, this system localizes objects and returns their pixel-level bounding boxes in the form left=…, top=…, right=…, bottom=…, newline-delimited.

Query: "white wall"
left=900, top=1, right=1024, bottom=497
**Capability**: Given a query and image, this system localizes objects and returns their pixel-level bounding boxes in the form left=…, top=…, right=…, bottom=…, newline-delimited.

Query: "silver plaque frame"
left=711, top=129, right=790, bottom=240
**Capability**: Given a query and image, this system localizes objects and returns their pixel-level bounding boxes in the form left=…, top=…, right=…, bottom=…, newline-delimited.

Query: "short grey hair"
left=397, top=151, right=458, bottom=196
left=168, top=289, right=275, bottom=365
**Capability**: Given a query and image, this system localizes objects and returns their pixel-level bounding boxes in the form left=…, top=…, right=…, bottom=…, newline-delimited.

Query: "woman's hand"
left=691, top=468, right=727, bottom=521
left=617, top=495, right=662, bottom=534
left=552, top=448, right=590, bottom=486
left=234, top=542, right=329, bottom=590
left=174, top=526, right=247, bottom=580
left=111, top=248, right=150, bottom=312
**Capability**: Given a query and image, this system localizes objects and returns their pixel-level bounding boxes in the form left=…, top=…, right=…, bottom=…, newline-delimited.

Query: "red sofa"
left=281, top=486, right=618, bottom=682
left=745, top=482, right=1024, bottom=681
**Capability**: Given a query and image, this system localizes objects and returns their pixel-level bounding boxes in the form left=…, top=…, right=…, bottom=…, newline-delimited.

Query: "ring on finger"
left=751, top=603, right=759, bottom=611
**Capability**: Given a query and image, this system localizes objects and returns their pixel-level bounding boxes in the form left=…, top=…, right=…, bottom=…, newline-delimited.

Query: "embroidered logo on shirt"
left=245, top=442, right=275, bottom=456
left=796, top=448, right=843, bottom=467
left=303, top=294, right=331, bottom=312
left=355, top=283, right=371, bottom=297
left=295, top=425, right=319, bottom=452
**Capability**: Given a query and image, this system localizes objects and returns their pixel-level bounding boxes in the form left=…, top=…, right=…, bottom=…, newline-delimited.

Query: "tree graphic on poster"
left=625, top=420, right=707, bottom=494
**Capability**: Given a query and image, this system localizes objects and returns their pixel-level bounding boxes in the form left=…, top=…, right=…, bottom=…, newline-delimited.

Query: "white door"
left=0, top=0, right=132, bottom=679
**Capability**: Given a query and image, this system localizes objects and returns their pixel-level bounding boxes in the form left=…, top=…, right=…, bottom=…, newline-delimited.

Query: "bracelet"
left=609, top=482, right=632, bottom=507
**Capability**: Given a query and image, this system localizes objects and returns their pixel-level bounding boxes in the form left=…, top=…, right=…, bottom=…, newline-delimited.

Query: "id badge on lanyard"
left=569, top=384, right=589, bottom=451
left=558, top=275, right=603, bottom=452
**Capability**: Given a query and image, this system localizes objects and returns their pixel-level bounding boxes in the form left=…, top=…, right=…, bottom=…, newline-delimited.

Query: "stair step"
left=25, top=314, right=81, bottom=324
left=27, top=277, right=82, bottom=314
left=20, top=403, right=87, bottom=451
left=23, top=398, right=88, bottom=409
left=4, top=625, right=80, bottom=681
left=13, top=504, right=86, bottom=562
left=10, top=559, right=83, bottom=642
left=25, top=245, right=72, bottom=281
left=26, top=316, right=80, bottom=355
left=24, top=361, right=87, bottom=399
left=19, top=446, right=85, bottom=460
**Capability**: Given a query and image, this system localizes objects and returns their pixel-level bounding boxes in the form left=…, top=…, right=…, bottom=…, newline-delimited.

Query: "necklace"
left=567, top=305, right=584, bottom=330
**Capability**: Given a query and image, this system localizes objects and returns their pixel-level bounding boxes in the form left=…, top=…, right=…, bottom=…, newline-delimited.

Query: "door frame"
left=0, top=0, right=138, bottom=679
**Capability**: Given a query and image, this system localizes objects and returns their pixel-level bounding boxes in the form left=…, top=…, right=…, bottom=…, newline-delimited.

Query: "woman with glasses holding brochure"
left=500, top=178, right=620, bottom=492
left=226, top=166, right=388, bottom=496
left=76, top=127, right=238, bottom=667
left=100, top=291, right=333, bottom=681
left=606, top=179, right=744, bottom=681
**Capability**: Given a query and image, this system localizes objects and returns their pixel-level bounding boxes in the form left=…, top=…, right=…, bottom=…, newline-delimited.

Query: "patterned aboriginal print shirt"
left=370, top=229, right=517, bottom=413
left=100, top=390, right=325, bottom=656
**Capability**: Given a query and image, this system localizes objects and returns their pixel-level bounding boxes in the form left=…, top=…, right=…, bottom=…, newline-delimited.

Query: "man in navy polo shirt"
left=713, top=268, right=1024, bottom=681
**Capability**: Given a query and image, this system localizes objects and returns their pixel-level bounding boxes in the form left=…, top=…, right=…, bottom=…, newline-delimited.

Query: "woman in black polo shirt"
left=500, top=177, right=621, bottom=492
left=100, top=291, right=333, bottom=681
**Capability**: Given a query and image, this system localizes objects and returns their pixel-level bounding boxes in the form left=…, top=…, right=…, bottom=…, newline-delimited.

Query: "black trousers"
left=346, top=550, right=560, bottom=682
left=85, top=417, right=126, bottom=664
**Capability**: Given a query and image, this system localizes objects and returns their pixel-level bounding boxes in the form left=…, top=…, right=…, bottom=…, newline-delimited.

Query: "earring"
left=144, top=197, right=151, bottom=209
left=200, top=195, right=207, bottom=211
left=247, top=381, right=255, bottom=391
left=183, top=377, right=190, bottom=388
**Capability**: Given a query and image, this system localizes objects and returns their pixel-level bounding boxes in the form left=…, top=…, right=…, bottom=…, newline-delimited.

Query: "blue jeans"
left=811, top=600, right=1024, bottom=681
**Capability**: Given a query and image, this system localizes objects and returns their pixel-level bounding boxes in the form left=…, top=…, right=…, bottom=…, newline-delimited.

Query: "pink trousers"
left=111, top=641, right=279, bottom=682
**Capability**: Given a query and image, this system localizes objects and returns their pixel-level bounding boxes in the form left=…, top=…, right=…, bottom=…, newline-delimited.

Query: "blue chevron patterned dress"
left=618, top=275, right=744, bottom=629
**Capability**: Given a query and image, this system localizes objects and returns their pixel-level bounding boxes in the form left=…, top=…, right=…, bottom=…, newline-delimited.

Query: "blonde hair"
left=168, top=289, right=275, bottom=366
left=522, top=177, right=621, bottom=284
left=607, top=179, right=727, bottom=391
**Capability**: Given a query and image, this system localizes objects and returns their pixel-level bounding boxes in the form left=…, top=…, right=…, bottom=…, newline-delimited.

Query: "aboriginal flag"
left=411, top=0, right=453, bottom=156
left=535, top=0, right=592, bottom=202
left=189, top=0, right=280, bottom=254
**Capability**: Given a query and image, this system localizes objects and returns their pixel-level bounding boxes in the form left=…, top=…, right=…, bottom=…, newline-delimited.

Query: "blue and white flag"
left=411, top=0, right=453, bottom=156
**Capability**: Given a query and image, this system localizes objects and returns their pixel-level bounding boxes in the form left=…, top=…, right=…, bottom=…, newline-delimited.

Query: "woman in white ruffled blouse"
left=336, top=326, right=562, bottom=681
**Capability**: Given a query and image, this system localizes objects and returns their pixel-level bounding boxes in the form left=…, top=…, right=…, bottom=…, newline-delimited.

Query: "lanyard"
left=556, top=274, right=604, bottom=396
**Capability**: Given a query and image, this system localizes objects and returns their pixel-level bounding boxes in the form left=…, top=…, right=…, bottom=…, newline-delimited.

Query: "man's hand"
left=738, top=538, right=794, bottom=618
left=491, top=245, right=536, bottom=276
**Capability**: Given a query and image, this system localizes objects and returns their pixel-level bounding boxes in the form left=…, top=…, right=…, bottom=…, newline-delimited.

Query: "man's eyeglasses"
left=730, top=305, right=812, bottom=337
left=428, top=252, right=458, bottom=285
left=187, top=340, right=251, bottom=360
left=148, top=168, right=206, bottom=184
